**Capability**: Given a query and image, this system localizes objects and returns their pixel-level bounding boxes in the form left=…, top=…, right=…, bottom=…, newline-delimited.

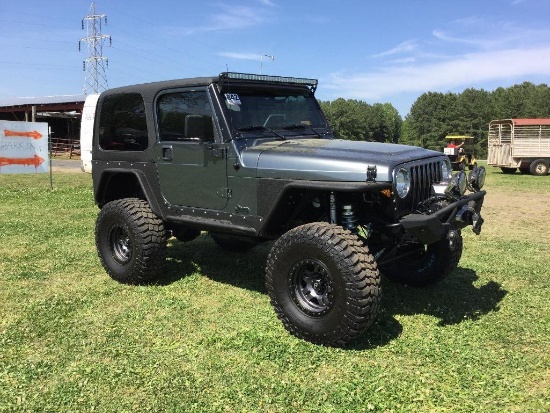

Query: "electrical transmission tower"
left=79, top=1, right=111, bottom=95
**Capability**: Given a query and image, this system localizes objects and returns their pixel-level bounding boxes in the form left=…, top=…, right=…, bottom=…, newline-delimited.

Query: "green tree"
left=406, top=92, right=459, bottom=151
left=320, top=98, right=368, bottom=141
left=320, top=99, right=402, bottom=142
left=366, top=103, right=402, bottom=143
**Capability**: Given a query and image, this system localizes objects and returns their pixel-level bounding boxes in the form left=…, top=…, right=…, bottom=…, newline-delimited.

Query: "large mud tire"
left=95, top=198, right=167, bottom=284
left=266, top=223, right=381, bottom=346
left=383, top=231, right=463, bottom=287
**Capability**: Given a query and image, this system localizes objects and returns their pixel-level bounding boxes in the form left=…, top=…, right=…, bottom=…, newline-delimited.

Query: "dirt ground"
left=481, top=187, right=550, bottom=243
left=50, top=159, right=82, bottom=173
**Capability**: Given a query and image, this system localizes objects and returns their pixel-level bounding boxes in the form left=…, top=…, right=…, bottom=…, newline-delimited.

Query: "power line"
left=79, top=1, right=111, bottom=95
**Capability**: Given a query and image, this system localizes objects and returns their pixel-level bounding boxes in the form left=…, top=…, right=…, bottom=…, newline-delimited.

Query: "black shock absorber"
left=340, top=204, right=358, bottom=230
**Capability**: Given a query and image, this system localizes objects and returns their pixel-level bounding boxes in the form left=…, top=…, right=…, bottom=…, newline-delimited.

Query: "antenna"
left=79, top=1, right=111, bottom=95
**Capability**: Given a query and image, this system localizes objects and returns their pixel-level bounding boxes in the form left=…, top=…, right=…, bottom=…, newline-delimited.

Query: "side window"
left=98, top=93, right=148, bottom=151
left=157, top=91, right=214, bottom=142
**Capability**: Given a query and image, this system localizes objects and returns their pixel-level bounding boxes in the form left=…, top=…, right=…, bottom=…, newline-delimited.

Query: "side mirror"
left=185, top=115, right=205, bottom=140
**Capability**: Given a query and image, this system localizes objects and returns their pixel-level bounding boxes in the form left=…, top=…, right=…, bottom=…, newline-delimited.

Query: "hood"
left=240, top=139, right=444, bottom=182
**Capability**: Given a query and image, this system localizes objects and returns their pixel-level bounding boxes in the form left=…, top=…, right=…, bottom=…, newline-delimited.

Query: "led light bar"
left=219, top=72, right=318, bottom=92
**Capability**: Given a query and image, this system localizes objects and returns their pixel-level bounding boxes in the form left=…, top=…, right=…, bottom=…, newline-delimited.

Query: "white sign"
left=0, top=121, right=49, bottom=174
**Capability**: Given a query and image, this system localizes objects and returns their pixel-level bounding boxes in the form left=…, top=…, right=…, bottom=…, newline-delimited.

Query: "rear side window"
left=98, top=93, right=148, bottom=151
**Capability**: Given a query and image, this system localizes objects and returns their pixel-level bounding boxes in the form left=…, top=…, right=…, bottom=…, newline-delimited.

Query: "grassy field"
left=0, top=166, right=548, bottom=412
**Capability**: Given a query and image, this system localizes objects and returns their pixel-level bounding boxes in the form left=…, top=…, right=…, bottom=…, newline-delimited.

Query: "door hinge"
left=211, top=146, right=227, bottom=159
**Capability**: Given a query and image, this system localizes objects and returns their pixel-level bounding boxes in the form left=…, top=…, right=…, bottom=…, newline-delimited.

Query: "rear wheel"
left=382, top=231, right=463, bottom=287
left=95, top=198, right=166, bottom=284
left=266, top=223, right=381, bottom=346
left=529, top=159, right=549, bottom=176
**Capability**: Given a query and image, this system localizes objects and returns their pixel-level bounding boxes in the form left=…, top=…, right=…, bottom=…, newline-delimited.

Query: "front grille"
left=394, top=159, right=443, bottom=215
left=409, top=161, right=442, bottom=206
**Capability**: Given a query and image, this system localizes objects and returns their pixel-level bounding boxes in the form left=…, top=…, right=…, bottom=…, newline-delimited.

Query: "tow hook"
left=472, top=212, right=484, bottom=235
left=447, top=230, right=460, bottom=250
left=456, top=203, right=484, bottom=235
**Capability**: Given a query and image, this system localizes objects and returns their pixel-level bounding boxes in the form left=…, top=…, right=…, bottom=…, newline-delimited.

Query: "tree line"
left=320, top=82, right=550, bottom=158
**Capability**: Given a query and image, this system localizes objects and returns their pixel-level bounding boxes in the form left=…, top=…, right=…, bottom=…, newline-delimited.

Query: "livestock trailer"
left=487, top=118, right=550, bottom=175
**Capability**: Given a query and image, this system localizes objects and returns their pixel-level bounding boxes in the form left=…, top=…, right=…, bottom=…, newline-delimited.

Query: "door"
left=154, top=89, right=228, bottom=210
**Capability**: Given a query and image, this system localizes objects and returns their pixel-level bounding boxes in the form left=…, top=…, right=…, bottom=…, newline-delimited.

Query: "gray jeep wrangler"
left=91, top=72, right=486, bottom=346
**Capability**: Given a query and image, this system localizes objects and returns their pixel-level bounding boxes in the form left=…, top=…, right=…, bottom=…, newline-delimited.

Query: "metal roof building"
left=0, top=95, right=85, bottom=121
left=0, top=95, right=86, bottom=156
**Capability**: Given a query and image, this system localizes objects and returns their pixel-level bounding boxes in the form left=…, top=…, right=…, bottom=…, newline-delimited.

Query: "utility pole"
left=79, top=1, right=111, bottom=95
left=260, top=54, right=274, bottom=74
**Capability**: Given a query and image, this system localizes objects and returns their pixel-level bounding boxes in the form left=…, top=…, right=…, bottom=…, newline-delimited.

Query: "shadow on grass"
left=352, top=268, right=508, bottom=349
left=159, top=235, right=507, bottom=349
left=158, top=234, right=271, bottom=292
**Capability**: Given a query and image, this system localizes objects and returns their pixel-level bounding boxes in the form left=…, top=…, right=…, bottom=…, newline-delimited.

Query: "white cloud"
left=324, top=47, right=550, bottom=100
left=373, top=40, right=418, bottom=58
left=219, top=52, right=263, bottom=61
left=172, top=5, right=266, bottom=36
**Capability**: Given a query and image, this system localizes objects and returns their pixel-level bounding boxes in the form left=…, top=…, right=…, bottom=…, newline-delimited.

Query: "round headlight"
left=441, top=159, right=452, bottom=181
left=468, top=166, right=486, bottom=191
left=445, top=171, right=467, bottom=198
left=395, top=168, right=411, bottom=198
left=457, top=171, right=467, bottom=195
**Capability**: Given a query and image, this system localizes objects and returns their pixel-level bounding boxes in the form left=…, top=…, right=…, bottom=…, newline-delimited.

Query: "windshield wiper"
left=237, top=125, right=286, bottom=140
left=283, top=124, right=322, bottom=138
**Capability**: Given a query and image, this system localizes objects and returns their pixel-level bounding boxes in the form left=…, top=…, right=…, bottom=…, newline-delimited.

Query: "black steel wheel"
left=290, top=258, right=334, bottom=316
left=109, top=224, right=133, bottom=264
left=266, top=223, right=381, bottom=346
left=95, top=198, right=166, bottom=284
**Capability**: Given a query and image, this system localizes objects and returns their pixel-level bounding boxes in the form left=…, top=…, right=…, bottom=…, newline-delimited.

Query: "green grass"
left=0, top=168, right=548, bottom=412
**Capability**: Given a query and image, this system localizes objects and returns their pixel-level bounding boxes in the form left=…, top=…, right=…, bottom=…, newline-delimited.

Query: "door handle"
left=162, top=146, right=173, bottom=161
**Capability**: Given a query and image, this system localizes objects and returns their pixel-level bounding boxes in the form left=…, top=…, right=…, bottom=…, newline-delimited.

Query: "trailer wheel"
left=529, top=159, right=549, bottom=176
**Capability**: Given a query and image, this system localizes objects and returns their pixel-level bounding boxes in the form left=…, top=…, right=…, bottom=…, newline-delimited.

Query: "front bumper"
left=399, top=190, right=486, bottom=244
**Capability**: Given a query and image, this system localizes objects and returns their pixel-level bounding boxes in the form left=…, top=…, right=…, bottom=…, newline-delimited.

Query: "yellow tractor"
left=443, top=135, right=478, bottom=171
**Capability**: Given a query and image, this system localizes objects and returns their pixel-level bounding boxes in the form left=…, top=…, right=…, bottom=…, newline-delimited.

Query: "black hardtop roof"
left=100, top=76, right=218, bottom=99
left=99, top=72, right=318, bottom=100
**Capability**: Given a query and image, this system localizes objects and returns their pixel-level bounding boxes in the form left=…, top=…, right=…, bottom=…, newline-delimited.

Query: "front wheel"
left=381, top=230, right=463, bottom=287
left=95, top=198, right=167, bottom=284
left=266, top=223, right=381, bottom=346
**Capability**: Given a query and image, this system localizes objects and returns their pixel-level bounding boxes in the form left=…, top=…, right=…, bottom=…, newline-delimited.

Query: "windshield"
left=221, top=89, right=329, bottom=138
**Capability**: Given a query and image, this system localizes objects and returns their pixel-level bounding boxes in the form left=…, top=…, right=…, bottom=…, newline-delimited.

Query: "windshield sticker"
left=225, top=93, right=241, bottom=106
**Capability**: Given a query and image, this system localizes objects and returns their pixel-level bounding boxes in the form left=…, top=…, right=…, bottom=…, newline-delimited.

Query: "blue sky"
left=1, top=0, right=549, bottom=115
